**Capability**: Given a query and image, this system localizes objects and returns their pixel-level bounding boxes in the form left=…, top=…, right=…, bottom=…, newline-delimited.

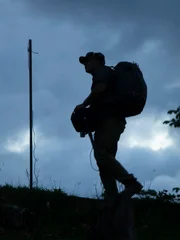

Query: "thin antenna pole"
left=28, top=39, right=33, bottom=190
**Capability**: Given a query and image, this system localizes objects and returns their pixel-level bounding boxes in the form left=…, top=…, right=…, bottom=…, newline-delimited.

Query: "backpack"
left=110, top=61, right=147, bottom=118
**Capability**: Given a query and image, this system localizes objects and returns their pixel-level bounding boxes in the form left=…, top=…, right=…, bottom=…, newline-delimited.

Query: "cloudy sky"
left=0, top=0, right=180, bottom=198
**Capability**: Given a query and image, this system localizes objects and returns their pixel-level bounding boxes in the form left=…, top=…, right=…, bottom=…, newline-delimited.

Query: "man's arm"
left=83, top=82, right=107, bottom=107
left=83, top=66, right=113, bottom=107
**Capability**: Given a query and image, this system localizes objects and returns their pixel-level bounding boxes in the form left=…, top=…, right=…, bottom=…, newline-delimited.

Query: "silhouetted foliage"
left=0, top=185, right=180, bottom=239
left=163, top=106, right=180, bottom=128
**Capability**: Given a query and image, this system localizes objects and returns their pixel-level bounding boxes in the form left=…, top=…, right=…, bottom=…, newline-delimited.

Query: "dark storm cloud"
left=23, top=0, right=180, bottom=55
left=20, top=0, right=180, bottom=112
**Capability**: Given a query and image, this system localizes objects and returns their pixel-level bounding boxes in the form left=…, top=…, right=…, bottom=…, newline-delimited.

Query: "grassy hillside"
left=0, top=184, right=180, bottom=240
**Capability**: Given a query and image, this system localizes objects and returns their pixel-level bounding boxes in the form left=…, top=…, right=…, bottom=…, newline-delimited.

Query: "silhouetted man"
left=74, top=52, right=143, bottom=206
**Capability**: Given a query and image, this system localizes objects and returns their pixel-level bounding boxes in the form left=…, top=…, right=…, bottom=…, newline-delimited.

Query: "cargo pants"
left=93, top=116, right=135, bottom=205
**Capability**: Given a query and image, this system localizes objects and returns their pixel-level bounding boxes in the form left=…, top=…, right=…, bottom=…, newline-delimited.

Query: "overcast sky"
left=0, top=0, right=180, bottom=198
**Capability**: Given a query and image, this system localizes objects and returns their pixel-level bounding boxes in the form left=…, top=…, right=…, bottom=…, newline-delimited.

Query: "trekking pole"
left=80, top=116, right=95, bottom=149
left=85, top=116, right=95, bottom=149
left=88, top=132, right=95, bottom=149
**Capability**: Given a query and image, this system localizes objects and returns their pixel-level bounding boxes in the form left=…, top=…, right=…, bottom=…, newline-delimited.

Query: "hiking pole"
left=85, top=116, right=95, bottom=149
left=88, top=132, right=95, bottom=149
left=80, top=116, right=95, bottom=149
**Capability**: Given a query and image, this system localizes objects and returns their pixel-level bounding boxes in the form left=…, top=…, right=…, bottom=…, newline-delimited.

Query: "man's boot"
left=123, top=175, right=143, bottom=198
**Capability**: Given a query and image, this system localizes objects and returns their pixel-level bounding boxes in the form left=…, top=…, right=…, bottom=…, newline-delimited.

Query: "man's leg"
left=94, top=117, right=142, bottom=205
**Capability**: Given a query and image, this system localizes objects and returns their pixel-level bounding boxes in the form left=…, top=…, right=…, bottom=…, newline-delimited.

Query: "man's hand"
left=74, top=103, right=85, bottom=113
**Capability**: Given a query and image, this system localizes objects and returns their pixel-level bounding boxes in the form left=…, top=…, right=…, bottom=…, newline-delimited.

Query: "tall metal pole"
left=28, top=39, right=33, bottom=190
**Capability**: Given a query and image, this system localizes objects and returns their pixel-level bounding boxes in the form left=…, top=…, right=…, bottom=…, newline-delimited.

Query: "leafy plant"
left=163, top=106, right=180, bottom=128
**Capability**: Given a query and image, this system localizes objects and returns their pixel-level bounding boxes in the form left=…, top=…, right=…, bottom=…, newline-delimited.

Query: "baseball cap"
left=79, top=52, right=105, bottom=65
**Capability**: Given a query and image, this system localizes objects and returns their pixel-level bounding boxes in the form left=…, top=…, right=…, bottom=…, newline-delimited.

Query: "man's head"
left=79, top=52, right=105, bottom=74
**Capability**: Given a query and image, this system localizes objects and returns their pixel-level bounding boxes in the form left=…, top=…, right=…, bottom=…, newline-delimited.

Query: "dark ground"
left=0, top=185, right=180, bottom=240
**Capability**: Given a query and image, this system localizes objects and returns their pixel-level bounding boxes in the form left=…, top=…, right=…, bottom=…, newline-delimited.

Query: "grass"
left=0, top=184, right=180, bottom=239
